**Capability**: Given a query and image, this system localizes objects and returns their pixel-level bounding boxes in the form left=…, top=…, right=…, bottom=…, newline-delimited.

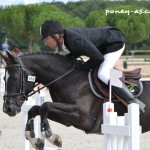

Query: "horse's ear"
left=6, top=51, right=17, bottom=64
left=0, top=52, right=10, bottom=64
left=0, top=51, right=17, bottom=64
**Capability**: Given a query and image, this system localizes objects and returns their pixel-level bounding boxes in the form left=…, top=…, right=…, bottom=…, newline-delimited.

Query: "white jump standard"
left=101, top=69, right=141, bottom=150
left=102, top=102, right=141, bottom=150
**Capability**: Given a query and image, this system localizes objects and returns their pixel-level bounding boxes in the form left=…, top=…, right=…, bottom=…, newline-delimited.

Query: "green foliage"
left=33, top=3, right=84, bottom=33
left=0, top=27, right=7, bottom=42
left=85, top=4, right=150, bottom=44
left=60, top=1, right=116, bottom=19
left=85, top=10, right=107, bottom=27
left=105, top=5, right=150, bottom=44
left=0, top=5, right=25, bottom=37
left=0, top=3, right=84, bottom=51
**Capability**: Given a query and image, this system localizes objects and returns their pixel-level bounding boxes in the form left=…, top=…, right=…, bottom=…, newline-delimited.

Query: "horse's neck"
left=22, top=54, right=73, bottom=84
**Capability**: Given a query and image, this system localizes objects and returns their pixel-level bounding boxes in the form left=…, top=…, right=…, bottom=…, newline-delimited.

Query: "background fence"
left=115, top=50, right=150, bottom=77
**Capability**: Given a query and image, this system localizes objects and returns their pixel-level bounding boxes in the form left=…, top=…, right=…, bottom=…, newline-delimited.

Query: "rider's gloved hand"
left=74, top=60, right=96, bottom=71
left=75, top=60, right=91, bottom=71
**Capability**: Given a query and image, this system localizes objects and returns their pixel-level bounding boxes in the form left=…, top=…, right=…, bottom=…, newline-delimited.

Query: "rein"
left=28, top=68, right=75, bottom=97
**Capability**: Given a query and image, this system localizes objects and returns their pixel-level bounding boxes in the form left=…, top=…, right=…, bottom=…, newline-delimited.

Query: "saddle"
left=89, top=67, right=143, bottom=105
left=87, top=67, right=144, bottom=134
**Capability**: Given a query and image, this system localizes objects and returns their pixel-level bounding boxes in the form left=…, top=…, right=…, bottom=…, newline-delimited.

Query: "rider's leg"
left=98, top=44, right=124, bottom=85
left=97, top=44, right=135, bottom=104
left=111, top=84, right=135, bottom=104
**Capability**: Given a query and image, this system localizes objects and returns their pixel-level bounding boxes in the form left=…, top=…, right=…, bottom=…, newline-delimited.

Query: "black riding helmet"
left=40, top=19, right=64, bottom=51
left=40, top=19, right=64, bottom=40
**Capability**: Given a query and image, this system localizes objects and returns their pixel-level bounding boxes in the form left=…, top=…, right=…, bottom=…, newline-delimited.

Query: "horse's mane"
left=19, top=51, right=64, bottom=58
left=18, top=51, right=74, bottom=66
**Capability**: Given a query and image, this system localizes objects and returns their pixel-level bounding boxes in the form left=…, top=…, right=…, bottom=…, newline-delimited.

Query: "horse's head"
left=0, top=51, right=36, bottom=116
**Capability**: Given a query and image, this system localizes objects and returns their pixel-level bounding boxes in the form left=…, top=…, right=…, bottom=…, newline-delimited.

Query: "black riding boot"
left=112, top=83, right=135, bottom=104
left=112, top=83, right=146, bottom=113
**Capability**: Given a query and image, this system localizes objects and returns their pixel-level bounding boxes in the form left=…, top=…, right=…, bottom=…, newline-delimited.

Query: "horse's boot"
left=112, top=83, right=145, bottom=113
left=112, top=83, right=135, bottom=104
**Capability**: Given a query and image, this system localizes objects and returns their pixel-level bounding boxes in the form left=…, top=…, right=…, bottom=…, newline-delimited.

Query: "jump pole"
left=0, top=67, right=5, bottom=96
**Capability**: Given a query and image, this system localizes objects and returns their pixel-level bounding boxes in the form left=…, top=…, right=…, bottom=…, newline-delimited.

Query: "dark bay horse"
left=1, top=51, right=150, bottom=150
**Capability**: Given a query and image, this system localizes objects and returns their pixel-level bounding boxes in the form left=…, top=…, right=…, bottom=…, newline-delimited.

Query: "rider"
left=40, top=19, right=135, bottom=105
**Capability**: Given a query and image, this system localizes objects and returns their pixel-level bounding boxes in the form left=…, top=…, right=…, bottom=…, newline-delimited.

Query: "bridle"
left=4, top=58, right=29, bottom=107
left=3, top=56, right=75, bottom=106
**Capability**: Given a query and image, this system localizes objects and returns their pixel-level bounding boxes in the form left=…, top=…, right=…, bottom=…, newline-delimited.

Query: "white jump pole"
left=0, top=68, right=5, bottom=96
left=22, top=96, right=33, bottom=150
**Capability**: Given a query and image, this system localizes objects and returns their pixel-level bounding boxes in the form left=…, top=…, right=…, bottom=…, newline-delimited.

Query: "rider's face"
left=43, top=35, right=58, bottom=50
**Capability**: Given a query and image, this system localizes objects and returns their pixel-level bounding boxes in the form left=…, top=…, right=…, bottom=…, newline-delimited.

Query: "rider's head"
left=40, top=19, right=64, bottom=51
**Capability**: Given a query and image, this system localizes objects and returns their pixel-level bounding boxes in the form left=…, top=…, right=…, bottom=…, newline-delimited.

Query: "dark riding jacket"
left=63, top=26, right=125, bottom=70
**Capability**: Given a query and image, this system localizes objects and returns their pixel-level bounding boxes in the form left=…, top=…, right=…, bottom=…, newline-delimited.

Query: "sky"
left=0, top=0, right=80, bottom=6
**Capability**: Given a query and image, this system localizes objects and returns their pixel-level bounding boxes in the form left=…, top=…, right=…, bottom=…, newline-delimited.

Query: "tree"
left=0, top=5, right=38, bottom=51
left=85, top=10, right=107, bottom=27
left=0, top=3, right=84, bottom=51
left=106, top=5, right=150, bottom=44
left=33, top=3, right=84, bottom=30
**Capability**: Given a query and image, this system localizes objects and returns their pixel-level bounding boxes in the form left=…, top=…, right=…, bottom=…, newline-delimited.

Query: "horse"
left=1, top=51, right=150, bottom=150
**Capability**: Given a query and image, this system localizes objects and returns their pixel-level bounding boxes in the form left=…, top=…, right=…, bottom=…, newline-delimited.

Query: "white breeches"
left=98, top=44, right=125, bottom=85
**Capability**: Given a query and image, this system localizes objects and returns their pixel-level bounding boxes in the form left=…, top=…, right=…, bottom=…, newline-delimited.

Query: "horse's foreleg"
left=25, top=105, right=44, bottom=150
left=39, top=102, right=80, bottom=147
left=41, top=118, right=62, bottom=147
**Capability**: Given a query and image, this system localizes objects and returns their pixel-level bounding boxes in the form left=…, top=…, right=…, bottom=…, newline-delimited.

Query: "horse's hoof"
left=53, top=134, right=62, bottom=148
left=35, top=138, right=45, bottom=150
left=46, top=134, right=62, bottom=148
